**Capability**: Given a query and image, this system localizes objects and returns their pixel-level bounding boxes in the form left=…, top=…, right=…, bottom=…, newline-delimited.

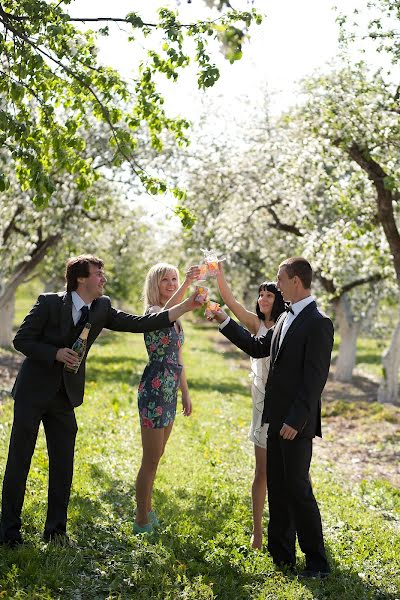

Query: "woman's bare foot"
left=250, top=531, right=263, bottom=550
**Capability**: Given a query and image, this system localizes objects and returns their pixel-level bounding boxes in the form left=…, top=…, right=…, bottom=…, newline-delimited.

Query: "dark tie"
left=76, top=305, right=89, bottom=329
left=285, top=303, right=294, bottom=314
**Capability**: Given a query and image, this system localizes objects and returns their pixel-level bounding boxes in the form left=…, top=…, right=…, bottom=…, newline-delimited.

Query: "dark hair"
left=65, top=254, right=104, bottom=292
left=255, top=282, right=285, bottom=322
left=280, top=257, right=312, bottom=289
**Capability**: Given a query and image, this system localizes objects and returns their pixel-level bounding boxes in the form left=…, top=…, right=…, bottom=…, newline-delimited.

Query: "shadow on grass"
left=86, top=355, right=146, bottom=384
left=153, top=486, right=397, bottom=600
left=323, top=370, right=379, bottom=405
left=188, top=376, right=249, bottom=396
left=297, top=566, right=398, bottom=600
left=81, top=464, right=398, bottom=599
left=356, top=350, right=382, bottom=365
left=2, top=464, right=396, bottom=600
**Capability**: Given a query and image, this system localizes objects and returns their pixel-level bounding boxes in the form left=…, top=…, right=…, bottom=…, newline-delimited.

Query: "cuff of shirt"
left=219, top=316, right=231, bottom=330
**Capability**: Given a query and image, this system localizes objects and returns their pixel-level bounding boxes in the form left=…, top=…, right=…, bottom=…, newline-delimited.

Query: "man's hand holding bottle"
left=56, top=348, right=79, bottom=369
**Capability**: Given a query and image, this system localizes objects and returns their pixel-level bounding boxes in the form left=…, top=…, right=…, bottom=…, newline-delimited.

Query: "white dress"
left=248, top=322, right=272, bottom=449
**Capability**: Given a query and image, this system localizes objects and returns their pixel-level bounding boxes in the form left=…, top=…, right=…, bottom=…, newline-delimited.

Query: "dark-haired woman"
left=216, top=263, right=285, bottom=549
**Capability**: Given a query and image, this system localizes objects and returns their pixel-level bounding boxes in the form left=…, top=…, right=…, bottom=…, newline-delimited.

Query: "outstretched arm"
left=105, top=290, right=203, bottom=333
left=216, top=263, right=259, bottom=334
left=211, top=310, right=273, bottom=359
left=167, top=292, right=203, bottom=322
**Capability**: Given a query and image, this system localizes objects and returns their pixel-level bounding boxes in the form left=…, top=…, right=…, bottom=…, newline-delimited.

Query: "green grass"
left=1, top=284, right=399, bottom=598
left=1, top=317, right=400, bottom=599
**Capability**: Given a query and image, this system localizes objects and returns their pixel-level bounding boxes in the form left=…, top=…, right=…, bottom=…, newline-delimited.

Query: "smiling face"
left=77, top=263, right=107, bottom=302
left=257, top=289, right=276, bottom=318
left=159, top=269, right=179, bottom=305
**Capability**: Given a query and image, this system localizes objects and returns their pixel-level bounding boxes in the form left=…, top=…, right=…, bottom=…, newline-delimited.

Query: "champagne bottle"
left=64, top=323, right=91, bottom=374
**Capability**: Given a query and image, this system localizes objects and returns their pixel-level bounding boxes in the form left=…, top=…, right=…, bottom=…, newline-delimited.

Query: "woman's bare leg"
left=135, top=422, right=174, bottom=524
left=146, top=422, right=174, bottom=514
left=135, top=427, right=164, bottom=526
left=251, top=444, right=267, bottom=549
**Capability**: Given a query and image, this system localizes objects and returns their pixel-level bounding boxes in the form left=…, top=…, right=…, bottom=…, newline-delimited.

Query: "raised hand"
left=206, top=308, right=228, bottom=323
left=185, top=290, right=207, bottom=311
left=185, top=265, right=201, bottom=282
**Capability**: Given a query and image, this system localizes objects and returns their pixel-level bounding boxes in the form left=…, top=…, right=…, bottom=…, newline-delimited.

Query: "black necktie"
left=285, top=303, right=294, bottom=315
left=76, top=305, right=89, bottom=329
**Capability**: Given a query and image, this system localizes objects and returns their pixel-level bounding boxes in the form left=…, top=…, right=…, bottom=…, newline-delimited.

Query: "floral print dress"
left=137, top=321, right=184, bottom=428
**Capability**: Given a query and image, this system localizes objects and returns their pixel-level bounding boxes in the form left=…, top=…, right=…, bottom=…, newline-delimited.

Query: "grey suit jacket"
left=12, top=292, right=173, bottom=407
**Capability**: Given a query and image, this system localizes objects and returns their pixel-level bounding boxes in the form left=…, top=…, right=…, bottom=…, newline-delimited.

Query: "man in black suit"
left=0, top=254, right=199, bottom=546
left=213, top=257, right=333, bottom=577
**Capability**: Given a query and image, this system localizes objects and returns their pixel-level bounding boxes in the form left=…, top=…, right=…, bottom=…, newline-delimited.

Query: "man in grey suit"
left=0, top=254, right=199, bottom=546
left=212, top=257, right=333, bottom=578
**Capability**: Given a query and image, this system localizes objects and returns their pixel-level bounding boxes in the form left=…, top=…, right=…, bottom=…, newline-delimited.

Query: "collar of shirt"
left=71, top=291, right=92, bottom=325
left=279, top=295, right=315, bottom=348
left=290, top=295, right=315, bottom=317
left=71, top=291, right=92, bottom=312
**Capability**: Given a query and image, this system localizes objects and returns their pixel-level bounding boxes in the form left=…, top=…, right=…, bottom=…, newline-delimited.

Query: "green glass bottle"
left=64, top=322, right=91, bottom=374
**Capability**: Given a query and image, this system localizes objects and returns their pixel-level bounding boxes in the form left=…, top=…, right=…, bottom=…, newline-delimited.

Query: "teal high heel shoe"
left=133, top=521, right=153, bottom=535
left=148, top=510, right=160, bottom=528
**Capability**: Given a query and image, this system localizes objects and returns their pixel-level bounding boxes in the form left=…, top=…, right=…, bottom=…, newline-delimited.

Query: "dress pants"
left=0, top=387, right=78, bottom=541
left=266, top=433, right=329, bottom=571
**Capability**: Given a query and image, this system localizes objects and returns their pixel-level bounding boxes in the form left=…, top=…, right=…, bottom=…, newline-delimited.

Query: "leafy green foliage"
left=0, top=1, right=261, bottom=213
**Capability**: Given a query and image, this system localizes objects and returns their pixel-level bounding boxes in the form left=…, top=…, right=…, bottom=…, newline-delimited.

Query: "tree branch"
left=316, top=271, right=385, bottom=301
left=0, top=12, right=144, bottom=177
left=0, top=235, right=59, bottom=307
left=347, top=141, right=400, bottom=281
left=2, top=204, right=24, bottom=244
left=339, top=273, right=383, bottom=297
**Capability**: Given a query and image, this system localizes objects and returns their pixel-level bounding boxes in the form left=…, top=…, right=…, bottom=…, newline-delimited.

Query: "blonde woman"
left=134, top=263, right=197, bottom=534
left=216, top=263, right=285, bottom=549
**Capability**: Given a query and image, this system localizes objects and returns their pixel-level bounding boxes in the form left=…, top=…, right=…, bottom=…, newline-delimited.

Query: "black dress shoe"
left=299, top=568, right=330, bottom=579
left=274, top=561, right=296, bottom=573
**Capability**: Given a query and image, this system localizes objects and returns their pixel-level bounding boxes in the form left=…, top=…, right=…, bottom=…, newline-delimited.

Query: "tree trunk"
left=0, top=236, right=59, bottom=348
left=378, top=302, right=400, bottom=406
left=0, top=289, right=15, bottom=347
left=332, top=294, right=360, bottom=383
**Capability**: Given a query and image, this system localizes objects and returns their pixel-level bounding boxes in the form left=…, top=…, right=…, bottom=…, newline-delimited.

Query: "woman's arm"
left=163, top=267, right=198, bottom=309
left=216, top=263, right=259, bottom=334
left=178, top=345, right=192, bottom=416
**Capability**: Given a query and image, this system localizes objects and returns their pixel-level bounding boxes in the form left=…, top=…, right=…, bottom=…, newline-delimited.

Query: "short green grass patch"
left=0, top=321, right=399, bottom=598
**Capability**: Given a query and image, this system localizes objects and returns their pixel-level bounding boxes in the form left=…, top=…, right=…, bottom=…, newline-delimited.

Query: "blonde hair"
left=143, top=263, right=180, bottom=312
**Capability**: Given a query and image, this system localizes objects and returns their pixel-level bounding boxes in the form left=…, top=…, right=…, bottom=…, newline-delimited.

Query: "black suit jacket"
left=12, top=292, right=172, bottom=408
left=221, top=301, right=334, bottom=438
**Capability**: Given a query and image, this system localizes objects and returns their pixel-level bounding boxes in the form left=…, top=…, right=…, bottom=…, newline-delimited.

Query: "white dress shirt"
left=279, top=295, right=315, bottom=346
left=71, top=291, right=92, bottom=325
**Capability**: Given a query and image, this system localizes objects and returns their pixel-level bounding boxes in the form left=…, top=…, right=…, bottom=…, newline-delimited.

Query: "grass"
left=0, top=287, right=399, bottom=599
